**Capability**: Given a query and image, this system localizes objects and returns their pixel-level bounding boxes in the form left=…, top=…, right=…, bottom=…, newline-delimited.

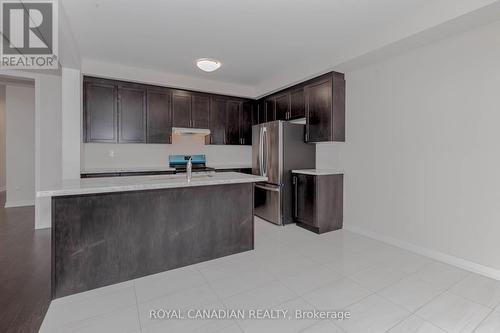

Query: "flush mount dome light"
left=196, top=58, right=221, bottom=72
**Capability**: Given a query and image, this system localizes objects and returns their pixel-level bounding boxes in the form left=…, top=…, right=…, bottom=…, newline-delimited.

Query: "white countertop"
left=292, top=169, right=344, bottom=176
left=81, top=166, right=176, bottom=174
left=38, top=172, right=267, bottom=198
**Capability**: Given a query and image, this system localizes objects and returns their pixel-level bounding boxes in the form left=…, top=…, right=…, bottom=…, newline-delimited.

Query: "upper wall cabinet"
left=257, top=72, right=345, bottom=143
left=304, top=73, right=345, bottom=142
left=206, top=97, right=227, bottom=145
left=84, top=77, right=172, bottom=144
left=84, top=78, right=118, bottom=143
left=191, top=94, right=210, bottom=128
left=146, top=87, right=171, bottom=144
left=118, top=83, right=147, bottom=143
left=172, top=90, right=192, bottom=128
left=171, top=90, right=210, bottom=129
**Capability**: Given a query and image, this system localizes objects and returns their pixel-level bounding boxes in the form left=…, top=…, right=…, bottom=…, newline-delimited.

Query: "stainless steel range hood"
left=172, top=127, right=211, bottom=135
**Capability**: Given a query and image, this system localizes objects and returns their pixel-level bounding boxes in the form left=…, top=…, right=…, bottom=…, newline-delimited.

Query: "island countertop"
left=38, top=172, right=267, bottom=198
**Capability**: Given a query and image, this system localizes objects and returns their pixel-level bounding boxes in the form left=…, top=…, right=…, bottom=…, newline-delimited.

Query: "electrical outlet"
left=108, top=150, right=115, bottom=158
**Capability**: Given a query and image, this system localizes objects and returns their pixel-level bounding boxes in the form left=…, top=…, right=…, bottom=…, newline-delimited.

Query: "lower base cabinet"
left=292, top=172, right=343, bottom=234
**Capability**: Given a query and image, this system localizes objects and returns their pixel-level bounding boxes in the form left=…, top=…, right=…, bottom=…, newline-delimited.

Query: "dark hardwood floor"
left=0, top=192, right=51, bottom=333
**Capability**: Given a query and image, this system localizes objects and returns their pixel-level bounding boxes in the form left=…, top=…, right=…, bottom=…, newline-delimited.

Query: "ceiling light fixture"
left=196, top=58, right=221, bottom=72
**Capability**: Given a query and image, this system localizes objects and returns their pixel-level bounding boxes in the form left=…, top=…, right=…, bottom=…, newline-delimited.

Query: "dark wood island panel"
left=52, top=183, right=254, bottom=299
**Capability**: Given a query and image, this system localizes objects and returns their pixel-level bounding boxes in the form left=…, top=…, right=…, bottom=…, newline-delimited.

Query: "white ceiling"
left=61, top=0, right=499, bottom=96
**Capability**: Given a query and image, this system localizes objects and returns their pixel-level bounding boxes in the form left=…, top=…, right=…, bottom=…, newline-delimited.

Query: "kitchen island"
left=38, top=172, right=266, bottom=299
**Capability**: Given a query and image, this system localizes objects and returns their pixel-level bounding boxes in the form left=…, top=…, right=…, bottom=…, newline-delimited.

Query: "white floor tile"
left=197, top=254, right=263, bottom=282
left=416, top=292, right=491, bottom=333
left=259, top=253, right=320, bottom=277
left=138, top=284, right=221, bottom=330
left=378, top=275, right=445, bottom=312
left=40, top=306, right=140, bottom=333
left=412, top=261, right=470, bottom=290
left=387, top=315, right=446, bottom=333
left=324, top=251, right=378, bottom=275
left=222, top=280, right=297, bottom=309
left=449, top=274, right=500, bottom=308
left=299, top=320, right=345, bottom=332
left=208, top=269, right=275, bottom=299
left=134, top=266, right=207, bottom=302
left=237, top=298, right=319, bottom=333
left=336, top=294, right=410, bottom=333
left=474, top=310, right=500, bottom=333
left=348, top=265, right=408, bottom=292
left=303, top=278, right=372, bottom=310
left=41, top=286, right=137, bottom=330
left=281, top=264, right=343, bottom=296
left=39, top=222, right=499, bottom=333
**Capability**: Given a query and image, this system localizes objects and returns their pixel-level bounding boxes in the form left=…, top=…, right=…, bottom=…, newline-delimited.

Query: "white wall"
left=0, top=85, right=5, bottom=191
left=35, top=73, right=62, bottom=229
left=61, top=67, right=81, bottom=179
left=82, top=134, right=251, bottom=171
left=5, top=85, right=35, bottom=207
left=317, top=19, right=500, bottom=276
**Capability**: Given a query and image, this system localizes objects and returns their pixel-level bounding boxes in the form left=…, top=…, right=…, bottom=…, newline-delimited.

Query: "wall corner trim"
left=344, top=225, right=500, bottom=281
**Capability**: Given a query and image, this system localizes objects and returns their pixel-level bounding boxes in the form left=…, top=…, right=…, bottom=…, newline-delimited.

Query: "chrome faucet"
left=186, top=156, right=192, bottom=182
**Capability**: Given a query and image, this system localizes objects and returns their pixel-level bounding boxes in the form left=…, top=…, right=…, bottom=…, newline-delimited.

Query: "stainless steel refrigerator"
left=252, top=120, right=315, bottom=225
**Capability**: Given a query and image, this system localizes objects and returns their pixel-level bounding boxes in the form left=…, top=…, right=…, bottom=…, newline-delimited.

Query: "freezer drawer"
left=254, top=183, right=282, bottom=225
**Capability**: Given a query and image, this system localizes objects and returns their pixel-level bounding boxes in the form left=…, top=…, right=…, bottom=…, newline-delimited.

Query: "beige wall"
left=317, top=20, right=500, bottom=277
left=82, top=134, right=252, bottom=171
left=5, top=85, right=35, bottom=207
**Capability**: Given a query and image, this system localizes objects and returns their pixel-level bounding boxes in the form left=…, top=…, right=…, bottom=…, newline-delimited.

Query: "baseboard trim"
left=5, top=200, right=35, bottom=208
left=344, top=225, right=500, bottom=281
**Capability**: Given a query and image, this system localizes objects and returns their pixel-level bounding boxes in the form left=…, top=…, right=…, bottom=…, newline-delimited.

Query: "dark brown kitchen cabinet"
left=290, top=88, right=305, bottom=119
left=83, top=76, right=252, bottom=145
left=207, top=97, right=227, bottom=145
left=304, top=73, right=345, bottom=142
left=292, top=172, right=343, bottom=234
left=172, top=90, right=192, bottom=128
left=265, top=99, right=275, bottom=121
left=146, top=88, right=171, bottom=143
left=257, top=99, right=266, bottom=124
left=258, top=71, right=345, bottom=142
left=118, top=84, right=146, bottom=143
left=240, top=102, right=253, bottom=145
left=274, top=93, right=290, bottom=120
left=191, top=94, right=210, bottom=128
left=84, top=79, right=117, bottom=142
left=226, top=100, right=241, bottom=145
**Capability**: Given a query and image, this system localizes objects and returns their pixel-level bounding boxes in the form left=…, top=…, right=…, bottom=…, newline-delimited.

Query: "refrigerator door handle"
left=262, top=127, right=268, bottom=177
left=259, top=127, right=264, bottom=176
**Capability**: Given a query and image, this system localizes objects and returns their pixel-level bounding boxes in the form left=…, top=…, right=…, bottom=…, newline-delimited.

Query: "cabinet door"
left=240, top=102, right=252, bottom=145
left=290, top=88, right=305, bottom=119
left=192, top=94, right=210, bottom=128
left=84, top=80, right=117, bottom=142
left=257, top=99, right=266, bottom=124
left=226, top=100, right=241, bottom=145
left=172, top=91, right=192, bottom=128
left=146, top=88, right=171, bottom=143
left=275, top=93, right=290, bottom=120
left=294, top=174, right=316, bottom=226
left=265, top=99, right=275, bottom=122
left=208, top=98, right=226, bottom=144
left=305, top=78, right=332, bottom=142
left=118, top=85, right=146, bottom=143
